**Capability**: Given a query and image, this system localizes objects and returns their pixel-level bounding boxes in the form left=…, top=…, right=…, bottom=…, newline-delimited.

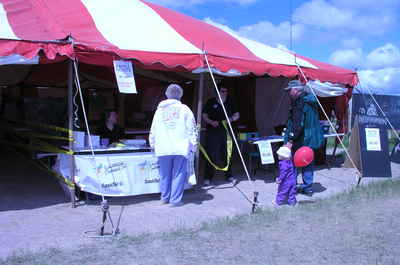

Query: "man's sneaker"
left=203, top=179, right=211, bottom=186
left=227, top=177, right=235, bottom=182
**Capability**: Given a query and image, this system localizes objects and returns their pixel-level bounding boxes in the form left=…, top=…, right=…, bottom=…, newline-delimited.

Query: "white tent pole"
left=72, top=59, right=106, bottom=203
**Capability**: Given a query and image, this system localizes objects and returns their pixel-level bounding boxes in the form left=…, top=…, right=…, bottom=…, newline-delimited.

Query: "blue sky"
left=148, top=0, right=400, bottom=95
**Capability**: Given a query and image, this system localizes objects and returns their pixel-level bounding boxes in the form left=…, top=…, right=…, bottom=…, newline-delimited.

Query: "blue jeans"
left=298, top=163, right=314, bottom=193
left=158, top=155, right=188, bottom=204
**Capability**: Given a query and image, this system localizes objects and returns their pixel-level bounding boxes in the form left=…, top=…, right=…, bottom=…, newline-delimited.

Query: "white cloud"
left=365, top=43, right=400, bottom=69
left=204, top=18, right=294, bottom=49
left=329, top=48, right=363, bottom=69
left=293, top=0, right=397, bottom=37
left=330, top=43, right=400, bottom=95
left=329, top=43, right=400, bottom=70
left=237, top=21, right=306, bottom=48
left=332, top=0, right=400, bottom=11
left=357, top=68, right=400, bottom=95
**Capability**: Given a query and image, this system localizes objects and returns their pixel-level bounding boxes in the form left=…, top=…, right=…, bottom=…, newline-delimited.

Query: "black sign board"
left=352, top=94, right=400, bottom=129
left=358, top=121, right=391, bottom=178
left=346, top=115, right=392, bottom=178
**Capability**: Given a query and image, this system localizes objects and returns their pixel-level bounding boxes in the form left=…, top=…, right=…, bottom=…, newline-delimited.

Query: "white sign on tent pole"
left=113, top=60, right=137, bottom=94
left=256, top=140, right=275, bottom=164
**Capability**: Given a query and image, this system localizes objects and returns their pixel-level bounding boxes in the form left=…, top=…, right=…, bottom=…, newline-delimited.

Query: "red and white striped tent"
left=0, top=0, right=358, bottom=86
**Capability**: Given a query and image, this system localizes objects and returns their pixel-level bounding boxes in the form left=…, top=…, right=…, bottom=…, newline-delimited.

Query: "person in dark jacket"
left=283, top=80, right=324, bottom=196
left=202, top=86, right=239, bottom=185
left=96, top=109, right=125, bottom=145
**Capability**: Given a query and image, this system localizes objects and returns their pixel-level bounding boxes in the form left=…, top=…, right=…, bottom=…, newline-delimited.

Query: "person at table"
left=202, top=86, right=240, bottom=186
left=283, top=80, right=324, bottom=196
left=96, top=109, right=125, bottom=145
left=149, top=84, right=197, bottom=207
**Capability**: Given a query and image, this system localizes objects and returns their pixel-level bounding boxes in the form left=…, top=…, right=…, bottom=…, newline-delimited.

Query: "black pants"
left=204, top=129, right=232, bottom=180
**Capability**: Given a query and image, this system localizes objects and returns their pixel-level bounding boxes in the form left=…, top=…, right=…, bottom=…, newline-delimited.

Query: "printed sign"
left=352, top=94, right=400, bottom=129
left=256, top=140, right=275, bottom=164
left=67, top=153, right=196, bottom=196
left=365, top=128, right=381, bottom=151
left=113, top=60, right=137, bottom=94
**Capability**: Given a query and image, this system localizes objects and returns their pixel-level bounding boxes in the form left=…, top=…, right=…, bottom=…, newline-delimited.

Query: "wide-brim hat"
left=284, top=80, right=305, bottom=91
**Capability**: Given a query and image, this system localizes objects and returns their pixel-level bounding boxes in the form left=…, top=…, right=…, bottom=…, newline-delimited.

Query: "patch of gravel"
left=0, top=151, right=399, bottom=261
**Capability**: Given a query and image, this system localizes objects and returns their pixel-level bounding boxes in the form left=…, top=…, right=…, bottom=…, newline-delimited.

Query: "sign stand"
left=84, top=200, right=124, bottom=238
left=345, top=115, right=391, bottom=182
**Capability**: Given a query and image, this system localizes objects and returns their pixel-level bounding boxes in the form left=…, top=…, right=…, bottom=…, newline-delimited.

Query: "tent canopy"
left=0, top=0, right=358, bottom=86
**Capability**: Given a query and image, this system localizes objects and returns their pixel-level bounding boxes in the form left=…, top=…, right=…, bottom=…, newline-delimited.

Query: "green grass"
left=2, top=178, right=400, bottom=265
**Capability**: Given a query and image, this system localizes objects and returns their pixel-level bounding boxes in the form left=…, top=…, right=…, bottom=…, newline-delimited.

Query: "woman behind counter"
left=96, top=109, right=125, bottom=145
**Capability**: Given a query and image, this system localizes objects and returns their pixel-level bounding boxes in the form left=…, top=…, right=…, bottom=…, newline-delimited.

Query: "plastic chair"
left=239, top=132, right=261, bottom=177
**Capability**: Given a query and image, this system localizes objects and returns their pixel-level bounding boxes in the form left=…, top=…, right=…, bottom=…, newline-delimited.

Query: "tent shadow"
left=100, top=186, right=214, bottom=207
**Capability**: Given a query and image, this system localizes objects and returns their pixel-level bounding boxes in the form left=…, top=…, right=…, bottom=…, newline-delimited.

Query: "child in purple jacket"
left=273, top=146, right=297, bottom=206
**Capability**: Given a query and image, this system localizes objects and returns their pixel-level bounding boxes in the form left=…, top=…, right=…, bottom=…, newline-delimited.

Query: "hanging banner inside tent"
left=256, top=140, right=275, bottom=164
left=113, top=60, right=137, bottom=94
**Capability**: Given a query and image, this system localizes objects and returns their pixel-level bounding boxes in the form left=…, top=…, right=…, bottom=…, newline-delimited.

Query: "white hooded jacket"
left=149, top=99, right=198, bottom=157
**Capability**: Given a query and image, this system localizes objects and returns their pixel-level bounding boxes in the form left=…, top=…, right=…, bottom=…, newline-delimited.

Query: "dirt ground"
left=0, top=150, right=399, bottom=260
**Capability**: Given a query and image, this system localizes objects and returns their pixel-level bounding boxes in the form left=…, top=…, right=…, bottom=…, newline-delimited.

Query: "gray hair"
left=165, top=83, right=183, bottom=100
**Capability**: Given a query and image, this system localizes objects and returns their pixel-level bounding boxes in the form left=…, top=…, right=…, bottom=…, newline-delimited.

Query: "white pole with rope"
left=295, top=64, right=363, bottom=183
left=73, top=59, right=123, bottom=237
left=203, top=51, right=259, bottom=212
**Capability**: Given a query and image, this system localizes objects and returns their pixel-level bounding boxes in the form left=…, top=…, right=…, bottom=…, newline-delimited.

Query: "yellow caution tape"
left=199, top=121, right=233, bottom=171
left=2, top=118, right=71, bottom=134
left=15, top=131, right=73, bottom=142
left=3, top=145, right=75, bottom=188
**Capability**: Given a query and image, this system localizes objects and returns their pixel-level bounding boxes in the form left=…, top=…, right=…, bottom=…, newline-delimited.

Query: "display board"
left=352, top=94, right=400, bottom=129
left=346, top=115, right=391, bottom=178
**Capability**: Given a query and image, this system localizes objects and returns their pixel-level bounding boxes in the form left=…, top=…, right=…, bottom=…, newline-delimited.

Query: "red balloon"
left=294, top=146, right=314, bottom=167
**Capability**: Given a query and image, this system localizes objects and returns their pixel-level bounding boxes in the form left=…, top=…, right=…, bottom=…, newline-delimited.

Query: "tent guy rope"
left=295, top=64, right=362, bottom=183
left=73, top=59, right=123, bottom=238
left=203, top=51, right=260, bottom=212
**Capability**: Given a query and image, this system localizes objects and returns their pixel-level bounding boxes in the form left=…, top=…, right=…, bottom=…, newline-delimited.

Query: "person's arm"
left=149, top=111, right=158, bottom=149
left=202, top=113, right=218, bottom=128
left=117, top=125, right=125, bottom=142
left=186, top=107, right=198, bottom=152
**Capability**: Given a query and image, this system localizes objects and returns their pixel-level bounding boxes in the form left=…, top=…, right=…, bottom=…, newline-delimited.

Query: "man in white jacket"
left=149, top=84, right=198, bottom=207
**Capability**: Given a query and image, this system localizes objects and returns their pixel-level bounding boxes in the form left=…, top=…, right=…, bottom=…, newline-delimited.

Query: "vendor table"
left=53, top=146, right=196, bottom=199
left=249, top=133, right=344, bottom=144
left=246, top=133, right=344, bottom=171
